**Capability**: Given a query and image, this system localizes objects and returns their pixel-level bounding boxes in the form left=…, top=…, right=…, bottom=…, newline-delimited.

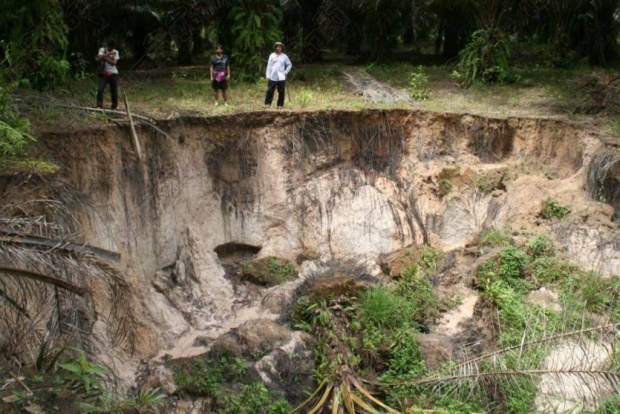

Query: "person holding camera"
left=96, top=41, right=120, bottom=110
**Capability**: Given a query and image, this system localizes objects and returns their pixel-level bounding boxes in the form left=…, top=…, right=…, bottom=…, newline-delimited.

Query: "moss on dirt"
left=241, top=256, right=298, bottom=286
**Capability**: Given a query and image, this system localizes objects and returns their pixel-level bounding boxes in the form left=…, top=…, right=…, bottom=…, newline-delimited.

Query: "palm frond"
left=404, top=321, right=620, bottom=411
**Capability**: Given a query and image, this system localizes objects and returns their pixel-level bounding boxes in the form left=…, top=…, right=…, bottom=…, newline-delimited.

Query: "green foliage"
left=242, top=256, right=297, bottom=286
left=457, top=28, right=513, bottom=86
left=216, top=382, right=290, bottom=414
left=0, top=76, right=35, bottom=157
left=172, top=351, right=249, bottom=396
left=477, top=246, right=534, bottom=303
left=394, top=271, right=440, bottom=324
left=438, top=177, right=453, bottom=196
left=59, top=353, right=108, bottom=395
left=296, top=88, right=313, bottom=107
left=231, top=2, right=283, bottom=81
left=408, top=66, right=431, bottom=101
left=381, top=328, right=426, bottom=379
left=122, top=387, right=167, bottom=413
left=527, top=256, right=579, bottom=284
left=525, top=234, right=553, bottom=258
left=562, top=273, right=620, bottom=315
left=0, top=0, right=69, bottom=90
left=539, top=199, right=571, bottom=219
left=359, top=286, right=413, bottom=329
left=480, top=228, right=513, bottom=247
left=595, top=394, right=620, bottom=413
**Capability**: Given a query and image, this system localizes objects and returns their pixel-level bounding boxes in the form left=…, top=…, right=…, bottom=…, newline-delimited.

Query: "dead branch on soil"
left=62, top=104, right=173, bottom=141
left=341, top=70, right=413, bottom=104
left=0, top=195, right=137, bottom=362
left=123, top=93, right=143, bottom=162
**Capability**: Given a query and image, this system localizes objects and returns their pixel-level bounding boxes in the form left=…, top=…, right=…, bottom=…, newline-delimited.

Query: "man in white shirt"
left=96, top=41, right=120, bottom=110
left=264, top=42, right=292, bottom=109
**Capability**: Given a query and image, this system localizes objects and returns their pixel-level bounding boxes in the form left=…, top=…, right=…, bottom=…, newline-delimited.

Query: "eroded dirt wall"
left=32, top=110, right=617, bottom=367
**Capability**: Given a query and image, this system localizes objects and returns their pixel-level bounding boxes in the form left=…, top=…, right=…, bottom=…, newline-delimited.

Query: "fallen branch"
left=56, top=104, right=155, bottom=123
left=59, top=104, right=173, bottom=140
left=0, top=230, right=121, bottom=262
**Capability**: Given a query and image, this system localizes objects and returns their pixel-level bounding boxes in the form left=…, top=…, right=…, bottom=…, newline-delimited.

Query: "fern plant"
left=0, top=75, right=34, bottom=157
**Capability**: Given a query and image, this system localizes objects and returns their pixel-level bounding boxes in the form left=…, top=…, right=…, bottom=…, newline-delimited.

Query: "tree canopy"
left=0, top=0, right=620, bottom=88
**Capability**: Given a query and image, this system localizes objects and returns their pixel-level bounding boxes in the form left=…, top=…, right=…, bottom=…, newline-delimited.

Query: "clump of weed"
left=392, top=245, right=442, bottom=279
left=408, top=66, right=431, bottom=101
left=480, top=228, right=514, bottom=247
left=218, top=382, right=290, bottom=414
left=562, top=273, right=620, bottom=315
left=539, top=199, right=571, bottom=220
left=477, top=246, right=531, bottom=290
left=296, top=88, right=314, bottom=107
left=171, top=348, right=250, bottom=397
left=436, top=168, right=457, bottom=197
left=526, top=256, right=579, bottom=284
left=438, top=177, right=453, bottom=196
left=242, top=256, right=298, bottom=286
left=525, top=234, right=553, bottom=257
left=0, top=350, right=167, bottom=414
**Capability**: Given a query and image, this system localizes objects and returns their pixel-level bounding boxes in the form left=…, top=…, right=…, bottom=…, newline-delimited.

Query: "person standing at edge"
left=210, top=45, right=231, bottom=106
left=96, top=41, right=120, bottom=110
left=264, top=41, right=292, bottom=109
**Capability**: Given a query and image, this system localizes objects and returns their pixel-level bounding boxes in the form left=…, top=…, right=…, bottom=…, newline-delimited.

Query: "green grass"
left=481, top=228, right=514, bottom=247
left=242, top=256, right=297, bottom=286
left=16, top=60, right=605, bottom=136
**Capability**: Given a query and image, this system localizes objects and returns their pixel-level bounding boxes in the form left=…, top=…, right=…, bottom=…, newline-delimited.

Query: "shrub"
left=172, top=351, right=249, bottom=397
left=480, top=228, right=513, bottom=247
left=217, top=382, right=290, bottom=414
left=457, top=28, right=513, bottom=86
left=539, top=199, right=571, bottom=219
left=525, top=234, right=553, bottom=257
left=408, top=66, right=431, bottom=100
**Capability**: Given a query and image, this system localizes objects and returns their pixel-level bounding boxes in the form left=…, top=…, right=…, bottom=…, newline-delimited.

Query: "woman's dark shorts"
left=212, top=80, right=228, bottom=90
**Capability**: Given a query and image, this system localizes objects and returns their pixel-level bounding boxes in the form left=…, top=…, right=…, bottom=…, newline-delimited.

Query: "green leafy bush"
left=172, top=351, right=249, bottom=396
left=217, top=382, right=290, bottom=414
left=59, top=353, right=108, bottom=395
left=408, top=66, right=431, bottom=100
left=457, top=28, right=513, bottom=86
left=539, top=199, right=571, bottom=219
left=480, top=228, right=513, bottom=247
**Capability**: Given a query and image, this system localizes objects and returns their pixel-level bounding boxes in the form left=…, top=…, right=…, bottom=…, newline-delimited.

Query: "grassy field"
left=16, top=58, right=616, bottom=137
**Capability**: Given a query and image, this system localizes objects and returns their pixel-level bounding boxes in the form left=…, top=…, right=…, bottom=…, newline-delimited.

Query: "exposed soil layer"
left=2, top=109, right=619, bottom=398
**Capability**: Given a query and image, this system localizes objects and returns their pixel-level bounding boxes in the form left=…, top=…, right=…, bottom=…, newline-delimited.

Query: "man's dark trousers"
left=97, top=74, right=119, bottom=109
left=265, top=80, right=286, bottom=107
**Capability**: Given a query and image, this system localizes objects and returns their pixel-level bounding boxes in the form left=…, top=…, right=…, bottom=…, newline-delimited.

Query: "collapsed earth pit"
left=1, top=109, right=619, bottom=413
